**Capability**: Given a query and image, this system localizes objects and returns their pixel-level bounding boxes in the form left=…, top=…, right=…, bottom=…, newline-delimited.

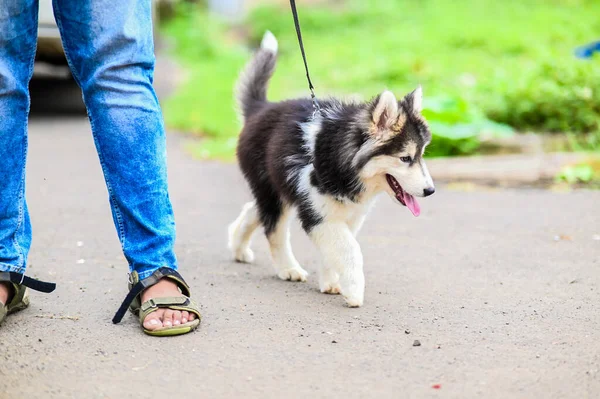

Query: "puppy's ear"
left=403, top=85, right=423, bottom=113
left=371, top=91, right=398, bottom=131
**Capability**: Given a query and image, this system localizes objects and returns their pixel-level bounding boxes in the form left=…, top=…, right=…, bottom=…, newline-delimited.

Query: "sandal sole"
left=143, top=319, right=200, bottom=337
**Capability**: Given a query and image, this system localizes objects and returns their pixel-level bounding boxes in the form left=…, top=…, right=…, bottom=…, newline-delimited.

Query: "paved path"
left=1, top=61, right=599, bottom=399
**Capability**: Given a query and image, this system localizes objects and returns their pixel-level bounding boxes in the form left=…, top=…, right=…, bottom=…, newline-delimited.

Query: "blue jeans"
left=0, top=0, right=178, bottom=280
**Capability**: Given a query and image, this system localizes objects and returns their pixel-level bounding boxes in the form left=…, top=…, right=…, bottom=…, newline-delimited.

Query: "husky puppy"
left=228, top=31, right=435, bottom=307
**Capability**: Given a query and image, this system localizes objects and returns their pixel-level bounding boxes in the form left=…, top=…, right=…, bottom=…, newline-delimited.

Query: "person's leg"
left=0, top=0, right=38, bottom=305
left=51, top=0, right=194, bottom=330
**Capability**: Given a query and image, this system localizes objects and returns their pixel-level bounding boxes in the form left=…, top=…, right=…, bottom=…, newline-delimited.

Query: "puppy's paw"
left=321, top=284, right=341, bottom=295
left=319, top=270, right=341, bottom=294
left=343, top=294, right=364, bottom=308
left=320, top=281, right=341, bottom=295
left=340, top=270, right=365, bottom=307
left=234, top=248, right=255, bottom=264
left=277, top=266, right=308, bottom=282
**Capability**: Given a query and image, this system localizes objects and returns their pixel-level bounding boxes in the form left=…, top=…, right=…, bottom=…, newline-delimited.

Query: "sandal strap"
left=0, top=272, right=56, bottom=293
left=140, top=296, right=191, bottom=312
left=138, top=296, right=201, bottom=323
left=112, top=267, right=189, bottom=324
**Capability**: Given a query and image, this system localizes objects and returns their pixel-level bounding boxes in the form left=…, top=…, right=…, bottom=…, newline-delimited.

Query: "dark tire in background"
left=30, top=64, right=87, bottom=116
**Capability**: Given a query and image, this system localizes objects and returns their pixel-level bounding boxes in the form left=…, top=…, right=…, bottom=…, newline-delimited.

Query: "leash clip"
left=290, top=0, right=321, bottom=119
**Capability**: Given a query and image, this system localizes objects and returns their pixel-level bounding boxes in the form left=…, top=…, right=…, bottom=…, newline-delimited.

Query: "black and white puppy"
left=228, top=32, right=435, bottom=307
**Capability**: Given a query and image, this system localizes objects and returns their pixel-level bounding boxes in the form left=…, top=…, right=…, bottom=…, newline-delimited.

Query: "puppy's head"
left=354, top=87, right=435, bottom=216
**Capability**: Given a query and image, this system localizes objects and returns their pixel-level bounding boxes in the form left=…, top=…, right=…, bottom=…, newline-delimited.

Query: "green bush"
left=485, top=59, right=600, bottom=134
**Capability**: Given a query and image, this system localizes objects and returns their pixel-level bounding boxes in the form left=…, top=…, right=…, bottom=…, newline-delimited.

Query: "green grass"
left=161, top=0, right=600, bottom=159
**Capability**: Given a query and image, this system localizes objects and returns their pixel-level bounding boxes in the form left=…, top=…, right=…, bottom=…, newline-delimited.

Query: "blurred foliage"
left=485, top=61, right=600, bottom=134
left=162, top=0, right=600, bottom=160
left=422, top=96, right=513, bottom=157
left=557, top=164, right=595, bottom=183
left=556, top=156, right=600, bottom=187
left=161, top=4, right=247, bottom=142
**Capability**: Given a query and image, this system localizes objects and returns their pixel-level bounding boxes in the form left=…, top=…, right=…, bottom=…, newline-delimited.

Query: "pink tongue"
left=402, top=192, right=421, bottom=217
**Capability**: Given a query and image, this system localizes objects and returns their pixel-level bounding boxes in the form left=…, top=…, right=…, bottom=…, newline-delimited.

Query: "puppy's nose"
left=423, top=187, right=435, bottom=197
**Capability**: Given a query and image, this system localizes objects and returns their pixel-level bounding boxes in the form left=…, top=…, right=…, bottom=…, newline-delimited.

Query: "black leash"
left=0, top=272, right=56, bottom=293
left=289, top=0, right=321, bottom=115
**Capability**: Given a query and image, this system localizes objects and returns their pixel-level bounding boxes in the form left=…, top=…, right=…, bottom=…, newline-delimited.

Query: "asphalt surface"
left=0, top=60, right=599, bottom=399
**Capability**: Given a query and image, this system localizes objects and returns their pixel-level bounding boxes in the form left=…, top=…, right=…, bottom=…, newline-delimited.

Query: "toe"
left=181, top=311, right=189, bottom=324
left=143, top=311, right=163, bottom=331
left=172, top=310, right=182, bottom=326
left=162, top=309, right=174, bottom=327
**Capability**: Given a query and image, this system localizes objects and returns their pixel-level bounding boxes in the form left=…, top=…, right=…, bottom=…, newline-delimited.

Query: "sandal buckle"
left=147, top=298, right=157, bottom=308
left=127, top=272, right=141, bottom=285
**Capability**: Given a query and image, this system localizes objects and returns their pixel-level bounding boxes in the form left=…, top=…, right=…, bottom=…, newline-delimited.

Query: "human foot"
left=0, top=282, right=12, bottom=306
left=140, top=278, right=196, bottom=331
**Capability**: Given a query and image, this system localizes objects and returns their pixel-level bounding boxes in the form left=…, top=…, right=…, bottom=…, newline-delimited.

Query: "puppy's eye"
left=400, top=156, right=412, bottom=163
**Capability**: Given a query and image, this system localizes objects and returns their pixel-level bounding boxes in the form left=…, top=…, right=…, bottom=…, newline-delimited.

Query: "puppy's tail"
left=235, top=31, right=278, bottom=122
